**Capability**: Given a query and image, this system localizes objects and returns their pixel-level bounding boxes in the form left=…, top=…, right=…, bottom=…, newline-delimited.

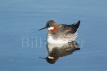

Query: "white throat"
left=48, top=27, right=54, bottom=30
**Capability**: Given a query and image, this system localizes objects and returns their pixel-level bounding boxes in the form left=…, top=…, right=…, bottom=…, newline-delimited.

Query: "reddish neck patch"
left=49, top=23, right=58, bottom=33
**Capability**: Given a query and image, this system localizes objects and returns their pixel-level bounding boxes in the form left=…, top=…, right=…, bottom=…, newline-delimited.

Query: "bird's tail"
left=70, top=20, right=80, bottom=33
left=73, top=20, right=80, bottom=30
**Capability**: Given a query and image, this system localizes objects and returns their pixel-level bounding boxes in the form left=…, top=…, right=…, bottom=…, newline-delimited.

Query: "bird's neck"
left=49, top=23, right=58, bottom=33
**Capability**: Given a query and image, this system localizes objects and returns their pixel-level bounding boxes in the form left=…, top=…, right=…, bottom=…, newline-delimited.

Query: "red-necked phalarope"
left=39, top=20, right=80, bottom=43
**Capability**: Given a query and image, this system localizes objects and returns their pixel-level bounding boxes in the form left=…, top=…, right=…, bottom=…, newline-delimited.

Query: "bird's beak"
left=39, top=27, right=46, bottom=31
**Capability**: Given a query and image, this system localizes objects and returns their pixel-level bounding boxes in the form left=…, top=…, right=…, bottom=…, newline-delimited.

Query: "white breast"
left=47, top=33, right=77, bottom=43
left=47, top=43, right=68, bottom=53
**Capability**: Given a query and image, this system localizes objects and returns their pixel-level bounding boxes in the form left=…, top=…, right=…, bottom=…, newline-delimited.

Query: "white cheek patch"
left=48, top=56, right=54, bottom=59
left=48, top=27, right=54, bottom=30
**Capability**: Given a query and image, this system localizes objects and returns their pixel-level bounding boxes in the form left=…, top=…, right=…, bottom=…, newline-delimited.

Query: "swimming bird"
left=39, top=20, right=80, bottom=43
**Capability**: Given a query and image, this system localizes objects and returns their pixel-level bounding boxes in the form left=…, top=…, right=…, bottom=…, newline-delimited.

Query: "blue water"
left=0, top=0, right=107, bottom=71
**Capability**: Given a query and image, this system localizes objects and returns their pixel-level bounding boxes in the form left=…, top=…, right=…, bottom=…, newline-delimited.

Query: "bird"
left=39, top=20, right=80, bottom=43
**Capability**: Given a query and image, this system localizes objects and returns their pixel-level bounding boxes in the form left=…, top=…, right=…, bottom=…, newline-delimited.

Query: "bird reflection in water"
left=39, top=41, right=80, bottom=64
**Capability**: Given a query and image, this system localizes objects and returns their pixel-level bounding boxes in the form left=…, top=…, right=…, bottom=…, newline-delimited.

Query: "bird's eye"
left=49, top=24, right=51, bottom=26
left=48, top=24, right=51, bottom=26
